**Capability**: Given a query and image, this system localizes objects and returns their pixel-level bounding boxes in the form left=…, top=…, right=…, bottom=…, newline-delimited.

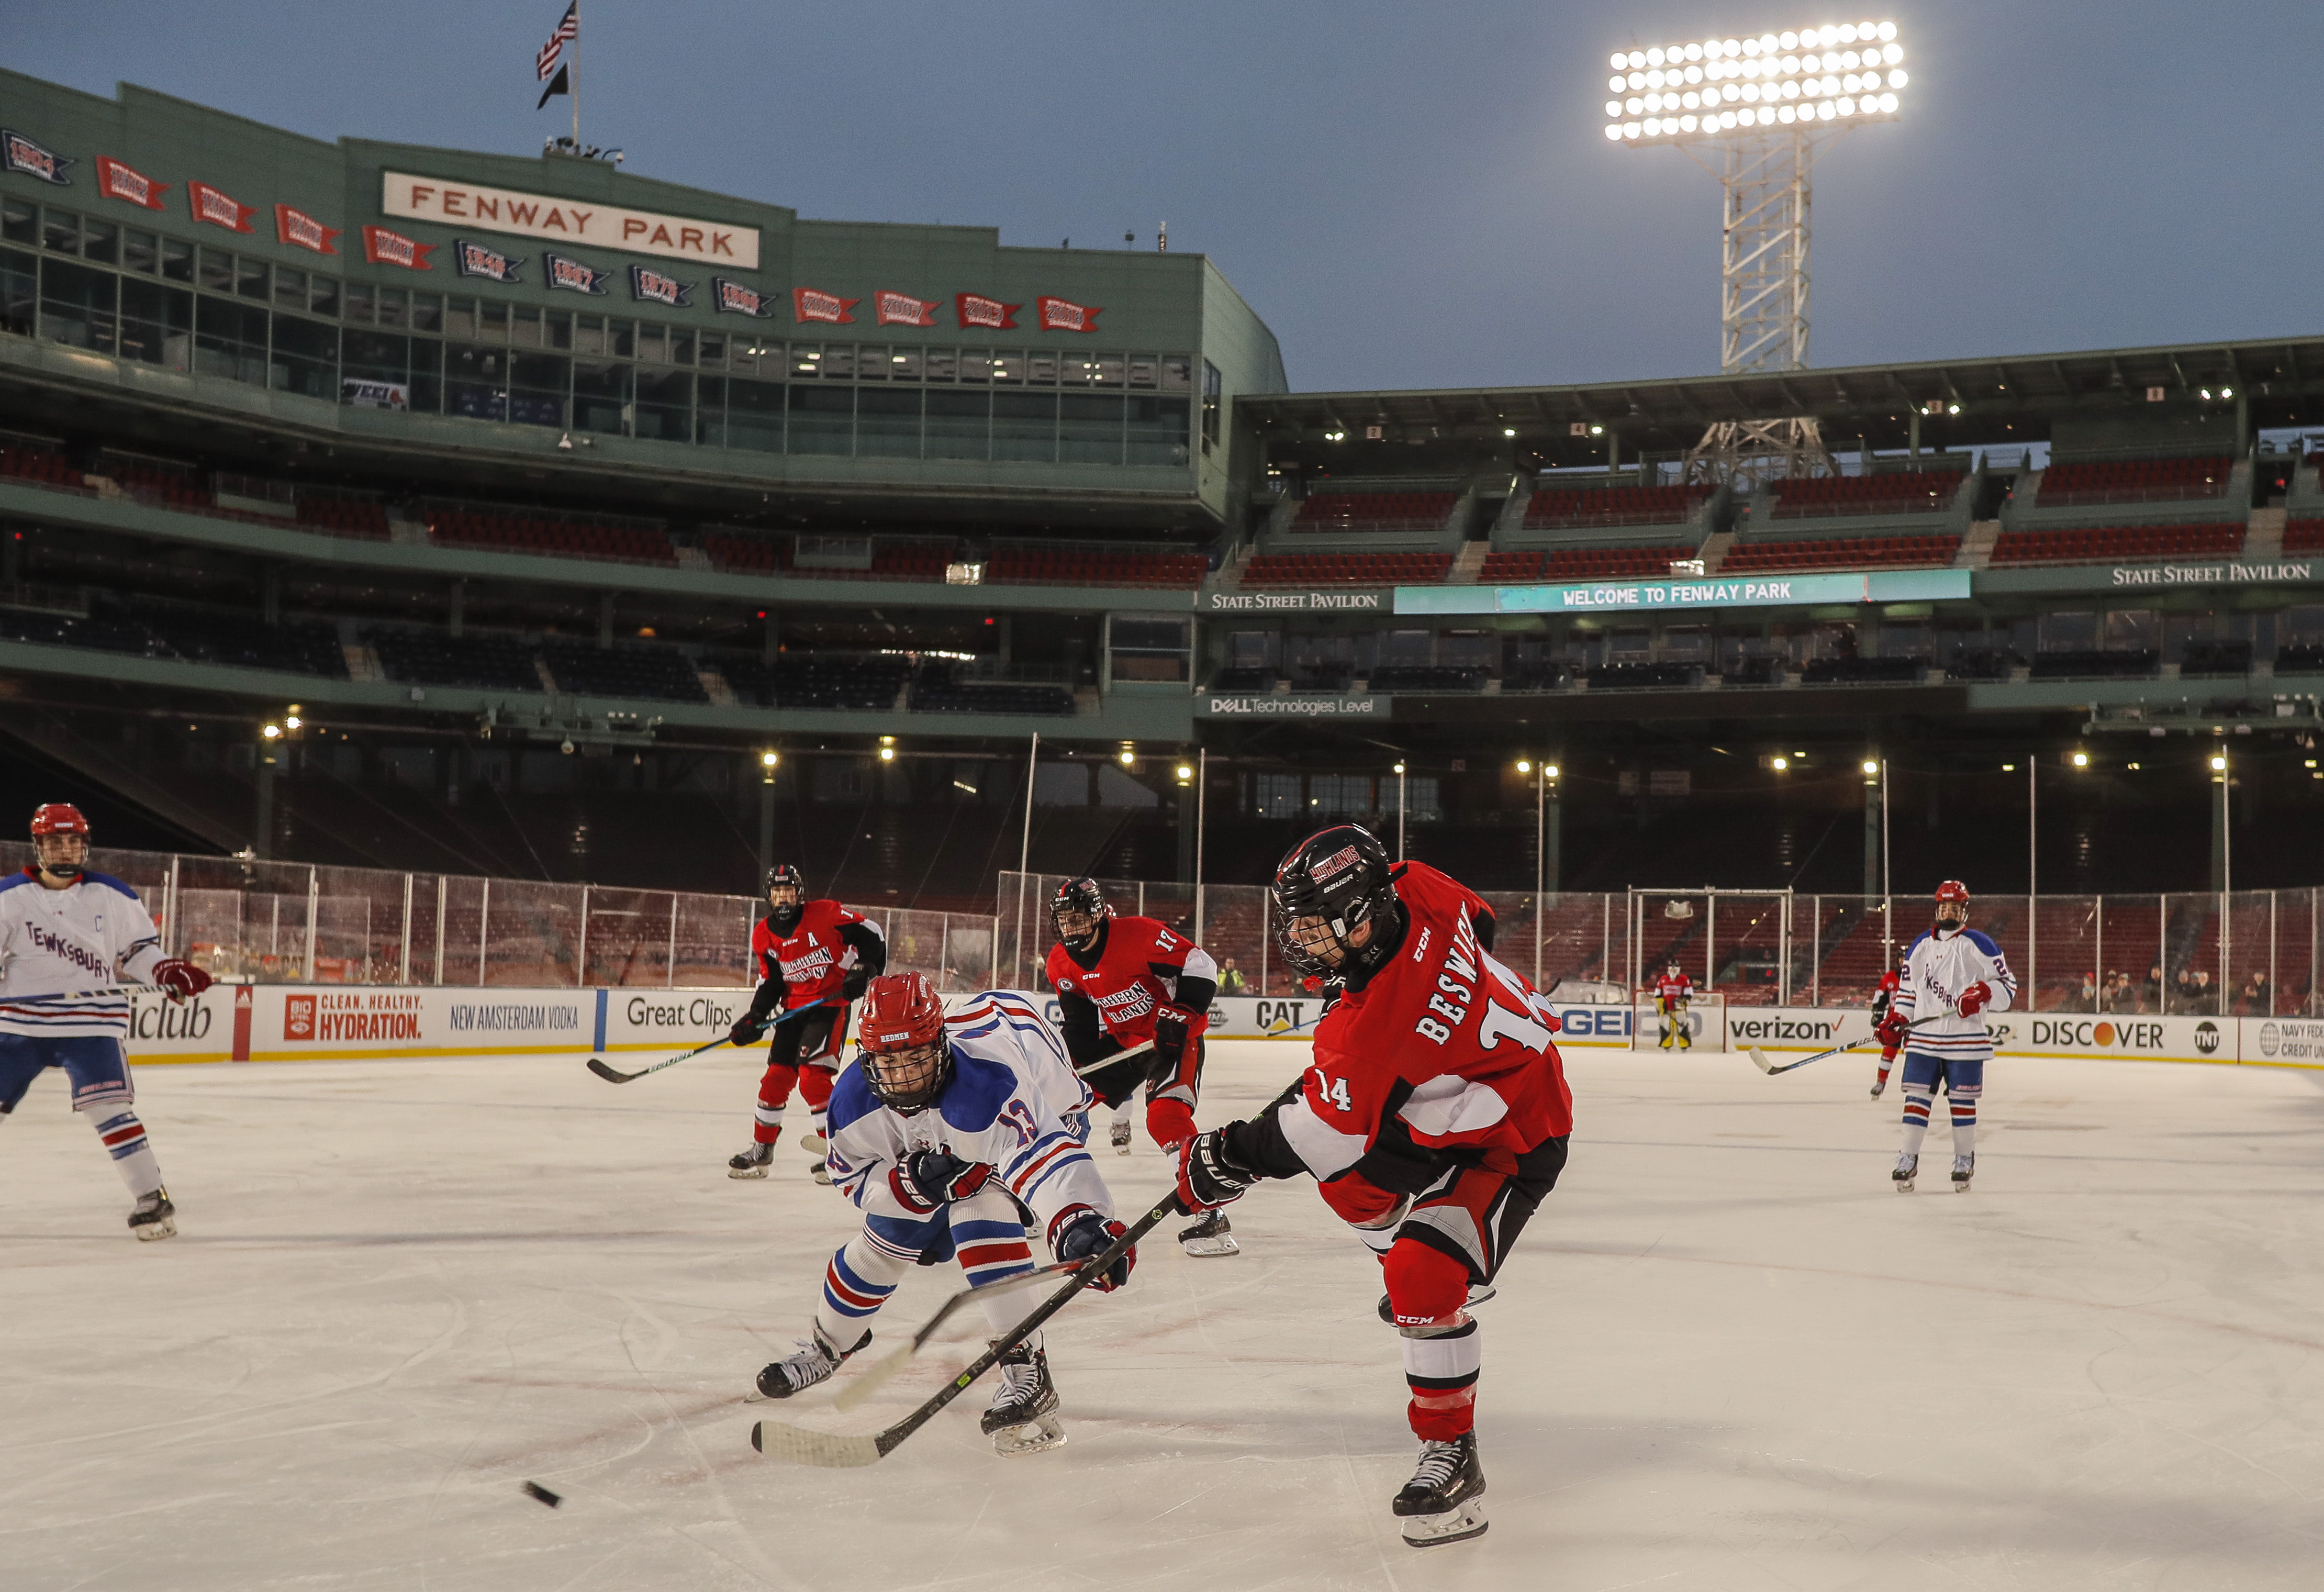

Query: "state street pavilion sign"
left=381, top=172, right=759, bottom=270
left=1206, top=589, right=1388, bottom=613
left=1396, top=569, right=1971, bottom=617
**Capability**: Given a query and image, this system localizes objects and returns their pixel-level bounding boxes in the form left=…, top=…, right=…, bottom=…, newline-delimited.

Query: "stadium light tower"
left=1602, top=20, right=1910, bottom=484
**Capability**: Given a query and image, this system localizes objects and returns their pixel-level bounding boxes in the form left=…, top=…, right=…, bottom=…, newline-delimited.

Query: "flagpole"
left=571, top=2, right=581, bottom=149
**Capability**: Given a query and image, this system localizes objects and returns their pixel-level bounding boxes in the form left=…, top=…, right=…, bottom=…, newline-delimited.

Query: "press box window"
left=1200, top=359, right=1222, bottom=452
left=1108, top=616, right=1191, bottom=684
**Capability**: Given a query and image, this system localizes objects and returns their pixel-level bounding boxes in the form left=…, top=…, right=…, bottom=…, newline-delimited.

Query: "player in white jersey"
left=748, top=973, right=1135, bottom=1454
left=0, top=805, right=212, bottom=1238
left=1881, top=880, right=2013, bottom=1192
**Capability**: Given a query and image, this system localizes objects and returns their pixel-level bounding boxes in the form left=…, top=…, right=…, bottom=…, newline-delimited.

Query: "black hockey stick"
left=585, top=997, right=837, bottom=1084
left=751, top=1190, right=1177, bottom=1467
left=1749, top=1014, right=1969, bottom=1076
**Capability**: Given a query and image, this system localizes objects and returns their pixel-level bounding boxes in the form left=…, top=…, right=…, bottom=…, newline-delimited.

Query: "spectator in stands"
left=2173, top=966, right=2198, bottom=1012
left=1216, top=956, right=1248, bottom=996
left=2147, top=964, right=2165, bottom=1011
left=2241, top=970, right=2270, bottom=1016
left=2079, top=971, right=2097, bottom=1012
left=2107, top=971, right=2138, bottom=1014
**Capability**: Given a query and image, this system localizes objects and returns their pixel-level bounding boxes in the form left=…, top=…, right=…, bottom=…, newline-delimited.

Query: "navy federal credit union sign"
left=1395, top=569, right=1971, bottom=617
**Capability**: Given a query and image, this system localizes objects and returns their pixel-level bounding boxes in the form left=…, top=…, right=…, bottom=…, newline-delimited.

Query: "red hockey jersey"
left=1279, top=862, right=1573, bottom=1207
left=752, top=899, right=881, bottom=1010
left=1044, top=915, right=1216, bottom=1054
left=1653, top=971, right=1693, bottom=1008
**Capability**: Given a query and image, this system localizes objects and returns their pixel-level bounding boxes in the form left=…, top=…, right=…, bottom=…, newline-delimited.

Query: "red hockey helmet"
left=30, top=803, right=87, bottom=838
left=1934, top=880, right=1970, bottom=929
left=30, top=803, right=88, bottom=878
left=857, top=971, right=950, bottom=1110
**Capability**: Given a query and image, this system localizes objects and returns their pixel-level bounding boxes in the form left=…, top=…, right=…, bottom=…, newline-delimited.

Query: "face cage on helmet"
left=863, top=1038, right=950, bottom=1111
left=1278, top=908, right=1358, bottom=978
left=35, top=833, right=86, bottom=876
left=1053, top=905, right=1103, bottom=949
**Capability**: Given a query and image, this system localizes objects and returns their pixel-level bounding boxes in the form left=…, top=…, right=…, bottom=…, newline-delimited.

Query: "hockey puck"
left=522, top=1481, right=563, bottom=1509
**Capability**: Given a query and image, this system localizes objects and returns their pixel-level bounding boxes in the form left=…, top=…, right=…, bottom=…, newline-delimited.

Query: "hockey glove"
left=841, top=970, right=869, bottom=1001
left=891, top=1147, right=992, bottom=1214
left=1051, top=1206, right=1135, bottom=1292
left=1874, top=1011, right=1907, bottom=1049
left=1144, top=1095, right=1198, bottom=1153
left=727, top=1016, right=767, bottom=1047
left=1172, top=1128, right=1255, bottom=1214
left=1151, top=1005, right=1200, bottom=1070
left=1956, top=980, right=1994, bottom=1018
left=151, top=959, right=212, bottom=1002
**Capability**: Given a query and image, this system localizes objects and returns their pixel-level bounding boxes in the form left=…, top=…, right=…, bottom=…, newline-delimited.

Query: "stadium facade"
left=2, top=70, right=2321, bottom=905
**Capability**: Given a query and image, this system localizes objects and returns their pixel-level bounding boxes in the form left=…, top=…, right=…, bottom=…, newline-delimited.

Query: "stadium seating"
left=1768, top=471, right=1963, bottom=518
left=1241, top=552, right=1454, bottom=586
left=0, top=606, right=169, bottom=659
left=367, top=627, right=545, bottom=693
left=1367, top=664, right=1487, bottom=693
left=701, top=532, right=784, bottom=573
left=107, top=462, right=213, bottom=513
left=431, top=510, right=677, bottom=567
left=985, top=548, right=1206, bottom=588
left=1586, top=661, right=1694, bottom=689
left=2180, top=639, right=2253, bottom=676
left=138, top=605, right=348, bottom=678
left=1207, top=665, right=1277, bottom=692
left=720, top=653, right=912, bottom=711
left=1291, top=491, right=1456, bottom=533
left=1480, top=546, right=1694, bottom=583
left=1523, top=486, right=1708, bottom=529
left=1799, top=656, right=1920, bottom=684
left=2285, top=519, right=2324, bottom=554
left=907, top=662, right=1074, bottom=716
left=2028, top=650, right=2159, bottom=681
left=1720, top=535, right=1960, bottom=573
left=0, top=443, right=81, bottom=489
left=2280, top=642, right=2324, bottom=673
left=2039, top=456, right=2231, bottom=506
left=540, top=639, right=710, bottom=703
left=1988, top=524, right=2243, bottom=564
left=295, top=496, right=391, bottom=540
left=1946, top=648, right=2024, bottom=681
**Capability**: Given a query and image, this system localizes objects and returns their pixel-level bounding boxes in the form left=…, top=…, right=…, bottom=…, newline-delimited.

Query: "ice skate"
left=1178, top=1208, right=1239, bottom=1257
left=1951, top=1152, right=1975, bottom=1192
left=1393, top=1432, right=1488, bottom=1546
left=809, top=1159, right=832, bottom=1186
left=980, top=1340, right=1065, bottom=1455
left=1379, top=1283, right=1495, bottom=1324
left=1109, top=1118, right=1133, bottom=1154
left=1892, top=1152, right=1917, bottom=1193
left=728, top=1141, right=773, bottom=1178
left=747, top=1325, right=864, bottom=1401
left=127, top=1187, right=175, bottom=1241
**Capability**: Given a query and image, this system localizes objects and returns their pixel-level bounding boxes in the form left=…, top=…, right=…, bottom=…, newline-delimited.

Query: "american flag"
left=536, top=2, right=577, bottom=81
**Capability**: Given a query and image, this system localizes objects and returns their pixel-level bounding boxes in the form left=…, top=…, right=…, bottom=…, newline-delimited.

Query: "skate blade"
left=809, top=1167, right=832, bottom=1186
left=1893, top=1179, right=1915, bottom=1193
left=132, top=1217, right=177, bottom=1241
left=990, top=1413, right=1066, bottom=1457
left=729, top=1166, right=770, bottom=1179
left=1952, top=1180, right=1973, bottom=1193
left=1179, top=1234, right=1241, bottom=1257
left=751, top=1419, right=882, bottom=1468
left=1400, top=1497, right=1489, bottom=1547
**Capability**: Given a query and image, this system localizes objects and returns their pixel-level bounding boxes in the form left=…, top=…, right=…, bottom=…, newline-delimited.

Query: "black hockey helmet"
left=1273, top=824, right=1401, bottom=981
left=1049, top=876, right=1111, bottom=952
left=764, top=863, right=807, bottom=933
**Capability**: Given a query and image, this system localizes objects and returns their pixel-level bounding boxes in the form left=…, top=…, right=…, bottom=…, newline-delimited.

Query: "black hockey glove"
left=727, top=1016, right=767, bottom=1047
left=890, top=1147, right=993, bottom=1214
left=1172, top=1128, right=1256, bottom=1215
left=1051, top=1206, right=1135, bottom=1292
left=841, top=970, right=869, bottom=1001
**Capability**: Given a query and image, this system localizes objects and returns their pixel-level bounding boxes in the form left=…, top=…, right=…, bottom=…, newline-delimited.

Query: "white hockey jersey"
left=0, top=869, right=168, bottom=1039
left=1893, top=925, right=2015, bottom=1061
left=824, top=990, right=1114, bottom=1252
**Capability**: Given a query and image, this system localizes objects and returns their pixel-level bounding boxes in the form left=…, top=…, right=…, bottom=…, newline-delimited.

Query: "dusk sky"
left=13, top=1, right=2321, bottom=393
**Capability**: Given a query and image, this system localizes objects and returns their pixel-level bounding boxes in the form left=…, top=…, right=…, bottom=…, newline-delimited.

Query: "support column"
left=254, top=736, right=277, bottom=859
left=262, top=567, right=281, bottom=626
left=1863, top=749, right=1881, bottom=897
left=449, top=579, right=466, bottom=638
left=598, top=592, right=615, bottom=648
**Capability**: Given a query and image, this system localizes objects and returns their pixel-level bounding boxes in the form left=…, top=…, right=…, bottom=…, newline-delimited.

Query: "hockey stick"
left=585, top=997, right=838, bottom=1084
left=752, top=1191, right=1177, bottom=1466
left=1749, top=1014, right=1970, bottom=1076
left=830, top=1260, right=1085, bottom=1411
left=1072, top=1038, right=1153, bottom=1078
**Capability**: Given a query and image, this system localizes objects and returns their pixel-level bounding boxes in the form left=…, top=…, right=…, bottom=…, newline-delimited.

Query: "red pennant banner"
left=956, top=293, right=1021, bottom=331
left=95, top=156, right=169, bottom=211
left=188, top=180, right=256, bottom=234
left=793, top=287, right=858, bottom=325
left=874, top=290, right=940, bottom=328
left=1036, top=295, right=1102, bottom=333
left=275, top=204, right=341, bottom=256
left=361, top=225, right=435, bottom=271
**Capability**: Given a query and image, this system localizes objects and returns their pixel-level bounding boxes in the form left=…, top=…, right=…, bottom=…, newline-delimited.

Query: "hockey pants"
left=1350, top=1134, right=1570, bottom=1440
left=1081, top=1034, right=1205, bottom=1149
left=0, top=1034, right=164, bottom=1199
left=814, top=1187, right=1040, bottom=1352
left=754, top=1007, right=846, bottom=1146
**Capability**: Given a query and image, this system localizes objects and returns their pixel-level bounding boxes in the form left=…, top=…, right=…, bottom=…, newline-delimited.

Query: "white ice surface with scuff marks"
left=5, top=1041, right=2324, bottom=1590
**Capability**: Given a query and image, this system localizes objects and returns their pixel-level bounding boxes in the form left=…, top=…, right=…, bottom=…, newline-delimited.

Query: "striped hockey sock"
left=1401, top=1316, right=1481, bottom=1440
left=1900, top=1092, right=1932, bottom=1159
left=1950, top=1098, right=1976, bottom=1157
left=91, top=1108, right=163, bottom=1198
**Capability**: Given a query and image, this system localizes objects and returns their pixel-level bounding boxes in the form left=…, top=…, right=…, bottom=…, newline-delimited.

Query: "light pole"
left=1515, top=757, right=1560, bottom=986
left=1393, top=760, right=1407, bottom=860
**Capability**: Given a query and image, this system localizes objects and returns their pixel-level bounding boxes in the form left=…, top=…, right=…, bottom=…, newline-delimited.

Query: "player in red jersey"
left=1043, top=876, right=1236, bottom=1256
left=1869, top=958, right=1907, bottom=1098
left=1170, top=826, right=1572, bottom=1548
left=725, top=865, right=886, bottom=1182
left=1651, top=961, right=1694, bottom=1050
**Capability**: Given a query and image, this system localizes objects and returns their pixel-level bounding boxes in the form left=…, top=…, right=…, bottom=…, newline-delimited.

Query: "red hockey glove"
left=1956, top=980, right=1994, bottom=1018
left=1144, top=1095, right=1198, bottom=1152
left=1050, top=1206, right=1135, bottom=1292
left=890, top=1148, right=992, bottom=1214
left=152, top=959, right=212, bottom=1001
left=1172, top=1129, right=1254, bottom=1214
left=1874, top=1011, right=1907, bottom=1049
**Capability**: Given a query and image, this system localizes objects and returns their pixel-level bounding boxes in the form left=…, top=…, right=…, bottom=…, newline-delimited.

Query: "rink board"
left=111, top=985, right=2319, bottom=1070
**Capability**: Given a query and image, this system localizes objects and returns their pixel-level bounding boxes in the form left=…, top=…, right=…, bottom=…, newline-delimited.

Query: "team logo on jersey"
left=2, top=129, right=73, bottom=185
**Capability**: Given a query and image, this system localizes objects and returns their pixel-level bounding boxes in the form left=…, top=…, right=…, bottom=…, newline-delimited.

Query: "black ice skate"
left=1951, top=1152, right=1974, bottom=1192
left=728, top=1141, right=773, bottom=1178
left=1109, top=1118, right=1133, bottom=1154
left=809, top=1159, right=832, bottom=1186
left=980, top=1340, right=1065, bottom=1455
left=1892, top=1152, right=1917, bottom=1193
left=1378, top=1282, right=1496, bottom=1324
left=127, top=1186, right=175, bottom=1241
left=1393, top=1431, right=1488, bottom=1546
left=1178, top=1208, right=1240, bottom=1257
left=747, top=1324, right=866, bottom=1402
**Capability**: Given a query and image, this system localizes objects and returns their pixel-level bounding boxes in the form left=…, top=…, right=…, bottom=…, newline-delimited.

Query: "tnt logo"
left=284, top=994, right=317, bottom=1041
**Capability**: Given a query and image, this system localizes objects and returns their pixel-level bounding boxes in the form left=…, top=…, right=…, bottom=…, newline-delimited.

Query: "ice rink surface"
left=7, top=1039, right=2324, bottom=1591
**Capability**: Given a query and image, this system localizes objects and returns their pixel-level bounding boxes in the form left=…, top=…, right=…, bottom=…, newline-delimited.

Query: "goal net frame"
left=1625, top=886, right=1794, bottom=1052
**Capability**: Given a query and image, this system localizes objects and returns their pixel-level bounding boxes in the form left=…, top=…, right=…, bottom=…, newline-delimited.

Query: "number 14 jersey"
left=1277, top=862, right=1574, bottom=1183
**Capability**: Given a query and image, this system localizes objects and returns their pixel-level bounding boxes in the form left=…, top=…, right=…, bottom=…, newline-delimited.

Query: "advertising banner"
left=956, top=293, right=1020, bottom=330
left=629, top=263, right=693, bottom=307
left=1398, top=569, right=1972, bottom=618
left=1199, top=695, right=1382, bottom=718
left=1206, top=589, right=1388, bottom=613
left=188, top=180, right=256, bottom=233
left=1, top=129, right=73, bottom=185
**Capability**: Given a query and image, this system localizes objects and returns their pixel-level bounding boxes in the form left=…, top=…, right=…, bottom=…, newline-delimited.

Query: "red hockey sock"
left=755, top=1061, right=800, bottom=1145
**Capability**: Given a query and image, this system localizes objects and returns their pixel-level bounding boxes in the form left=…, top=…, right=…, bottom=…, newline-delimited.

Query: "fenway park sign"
left=381, top=171, right=761, bottom=269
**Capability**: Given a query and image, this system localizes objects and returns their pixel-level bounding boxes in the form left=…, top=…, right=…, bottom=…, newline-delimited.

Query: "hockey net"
left=1630, top=993, right=1728, bottom=1051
